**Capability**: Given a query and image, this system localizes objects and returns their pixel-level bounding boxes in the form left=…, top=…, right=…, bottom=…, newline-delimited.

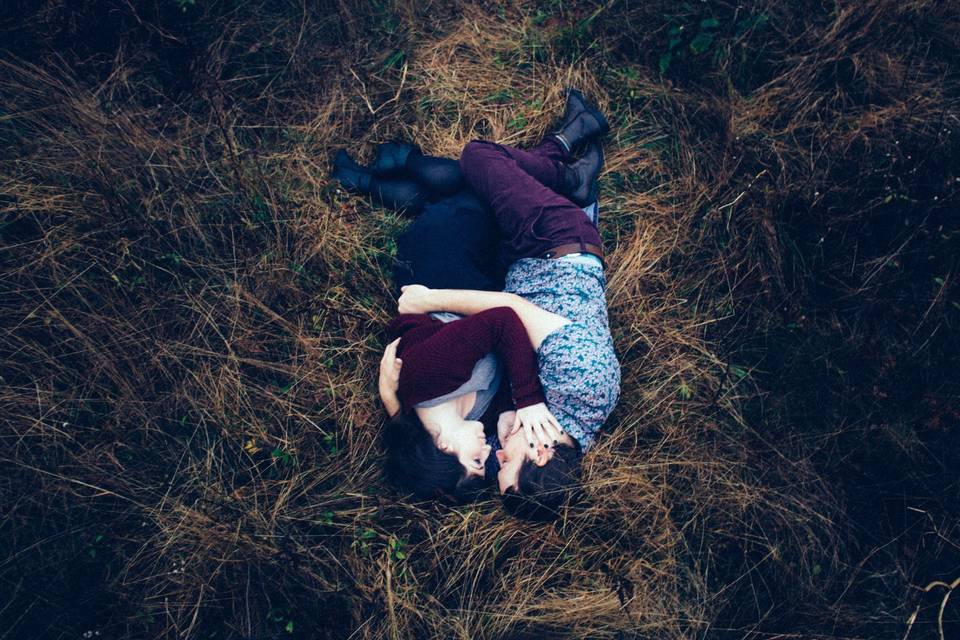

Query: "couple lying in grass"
left=331, top=89, right=621, bottom=520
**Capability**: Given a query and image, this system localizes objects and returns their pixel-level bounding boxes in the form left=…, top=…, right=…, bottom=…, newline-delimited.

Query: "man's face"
left=495, top=421, right=551, bottom=494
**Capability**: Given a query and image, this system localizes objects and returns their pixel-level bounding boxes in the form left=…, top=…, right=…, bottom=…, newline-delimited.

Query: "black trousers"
left=392, top=190, right=505, bottom=297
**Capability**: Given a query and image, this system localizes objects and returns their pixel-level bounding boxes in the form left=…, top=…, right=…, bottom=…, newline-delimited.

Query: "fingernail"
left=529, top=443, right=534, bottom=448
left=553, top=440, right=558, bottom=445
left=544, top=444, right=550, bottom=449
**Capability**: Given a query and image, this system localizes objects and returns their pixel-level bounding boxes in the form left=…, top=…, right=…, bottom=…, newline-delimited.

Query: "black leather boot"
left=557, top=88, right=591, bottom=130
left=560, top=140, right=604, bottom=207
left=330, top=149, right=372, bottom=193
left=551, top=91, right=609, bottom=154
left=370, top=141, right=421, bottom=176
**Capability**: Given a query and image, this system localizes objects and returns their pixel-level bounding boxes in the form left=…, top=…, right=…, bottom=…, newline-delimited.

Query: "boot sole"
left=589, top=108, right=610, bottom=137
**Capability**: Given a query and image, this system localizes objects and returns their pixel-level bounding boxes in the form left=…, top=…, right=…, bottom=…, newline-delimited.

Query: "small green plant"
left=485, top=88, right=519, bottom=104
left=271, top=447, right=295, bottom=467
left=86, top=534, right=106, bottom=559
left=659, top=18, right=717, bottom=74
left=352, top=527, right=378, bottom=553
left=388, top=536, right=407, bottom=561
left=267, top=607, right=295, bottom=635
left=322, top=433, right=339, bottom=455
left=507, top=114, right=528, bottom=131
left=382, top=50, right=405, bottom=71
left=730, top=365, right=749, bottom=380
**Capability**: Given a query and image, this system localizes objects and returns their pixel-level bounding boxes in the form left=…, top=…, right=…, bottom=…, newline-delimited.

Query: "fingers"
left=544, top=411, right=564, bottom=439
left=517, top=410, right=555, bottom=450
left=531, top=422, right=552, bottom=448
left=382, top=338, right=400, bottom=362
left=513, top=413, right=535, bottom=449
left=543, top=416, right=563, bottom=443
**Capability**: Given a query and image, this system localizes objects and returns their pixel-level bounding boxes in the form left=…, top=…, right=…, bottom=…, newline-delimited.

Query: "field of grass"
left=1, top=0, right=958, bottom=638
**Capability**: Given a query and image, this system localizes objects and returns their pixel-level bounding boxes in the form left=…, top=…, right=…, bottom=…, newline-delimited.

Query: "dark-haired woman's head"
left=382, top=412, right=491, bottom=502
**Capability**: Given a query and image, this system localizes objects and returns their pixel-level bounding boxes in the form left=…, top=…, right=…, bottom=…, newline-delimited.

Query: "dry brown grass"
left=1, top=0, right=958, bottom=638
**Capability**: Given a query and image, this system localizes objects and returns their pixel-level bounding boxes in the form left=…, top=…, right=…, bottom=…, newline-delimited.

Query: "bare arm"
left=397, top=285, right=569, bottom=350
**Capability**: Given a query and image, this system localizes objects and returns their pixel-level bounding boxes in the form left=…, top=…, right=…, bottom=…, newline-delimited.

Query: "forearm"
left=429, top=289, right=525, bottom=316
left=428, top=289, right=569, bottom=350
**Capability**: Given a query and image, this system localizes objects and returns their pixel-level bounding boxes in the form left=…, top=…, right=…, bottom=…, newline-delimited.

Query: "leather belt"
left=540, top=242, right=605, bottom=263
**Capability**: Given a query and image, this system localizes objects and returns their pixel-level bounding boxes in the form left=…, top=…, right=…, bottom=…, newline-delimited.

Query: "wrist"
left=514, top=391, right=546, bottom=410
left=429, top=289, right=449, bottom=311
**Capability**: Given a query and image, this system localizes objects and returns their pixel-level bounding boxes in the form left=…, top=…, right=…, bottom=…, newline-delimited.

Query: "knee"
left=459, top=140, right=497, bottom=174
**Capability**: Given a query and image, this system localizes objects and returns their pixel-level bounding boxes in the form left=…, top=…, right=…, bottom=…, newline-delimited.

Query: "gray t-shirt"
left=414, top=312, right=503, bottom=420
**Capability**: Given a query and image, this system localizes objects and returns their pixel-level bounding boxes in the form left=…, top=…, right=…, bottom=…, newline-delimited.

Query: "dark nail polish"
left=553, top=440, right=558, bottom=445
left=529, top=443, right=534, bottom=448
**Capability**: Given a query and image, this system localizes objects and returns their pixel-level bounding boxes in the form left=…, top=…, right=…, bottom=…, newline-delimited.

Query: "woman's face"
left=436, top=419, right=492, bottom=478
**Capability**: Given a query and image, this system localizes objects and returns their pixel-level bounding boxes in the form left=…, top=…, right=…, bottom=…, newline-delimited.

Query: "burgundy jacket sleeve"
left=386, top=313, right=440, bottom=343
left=392, top=307, right=545, bottom=410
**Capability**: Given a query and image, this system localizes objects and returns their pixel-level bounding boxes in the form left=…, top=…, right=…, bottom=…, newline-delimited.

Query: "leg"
left=372, top=140, right=569, bottom=198
left=482, top=138, right=572, bottom=192
left=403, top=153, right=465, bottom=197
left=459, top=140, right=601, bottom=264
left=369, top=178, right=430, bottom=214
left=330, top=150, right=429, bottom=215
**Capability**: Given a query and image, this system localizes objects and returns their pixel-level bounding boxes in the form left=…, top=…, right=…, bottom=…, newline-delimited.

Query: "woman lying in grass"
left=331, top=142, right=563, bottom=502
left=331, top=89, right=620, bottom=516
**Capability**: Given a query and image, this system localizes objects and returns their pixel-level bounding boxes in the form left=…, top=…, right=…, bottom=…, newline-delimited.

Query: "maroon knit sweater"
left=385, top=306, right=545, bottom=412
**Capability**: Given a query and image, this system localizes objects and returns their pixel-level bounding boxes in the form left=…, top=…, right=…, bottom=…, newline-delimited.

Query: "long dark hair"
left=382, top=412, right=489, bottom=502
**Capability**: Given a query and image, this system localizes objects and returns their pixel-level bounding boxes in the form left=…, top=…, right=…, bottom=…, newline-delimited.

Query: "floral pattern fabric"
left=504, top=257, right=621, bottom=450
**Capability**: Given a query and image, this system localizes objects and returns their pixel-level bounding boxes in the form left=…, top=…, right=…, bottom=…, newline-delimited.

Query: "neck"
left=414, top=399, right=467, bottom=441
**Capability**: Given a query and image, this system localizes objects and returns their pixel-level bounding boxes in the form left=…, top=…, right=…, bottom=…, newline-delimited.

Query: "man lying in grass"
left=332, top=142, right=565, bottom=503
left=332, top=89, right=621, bottom=519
